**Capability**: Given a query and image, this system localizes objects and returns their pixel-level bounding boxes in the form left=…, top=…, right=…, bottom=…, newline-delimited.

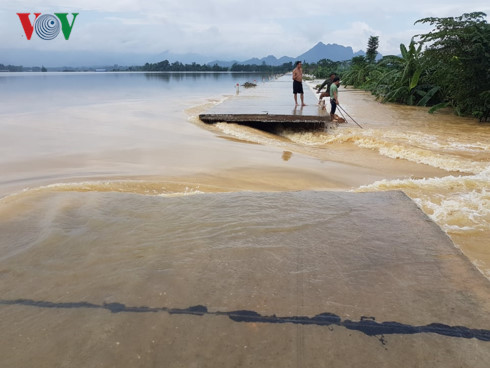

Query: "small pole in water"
left=236, top=83, right=240, bottom=95
left=338, top=108, right=347, bottom=123
left=338, top=105, right=363, bottom=129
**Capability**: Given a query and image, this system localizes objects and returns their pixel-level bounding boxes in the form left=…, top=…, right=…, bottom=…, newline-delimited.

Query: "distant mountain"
left=206, top=59, right=240, bottom=68
left=0, top=48, right=187, bottom=68
left=208, top=55, right=296, bottom=67
left=207, top=42, right=380, bottom=67
left=150, top=50, right=211, bottom=65
left=354, top=50, right=367, bottom=58
left=2, top=41, right=380, bottom=68
left=241, top=55, right=296, bottom=66
left=297, top=42, right=356, bottom=62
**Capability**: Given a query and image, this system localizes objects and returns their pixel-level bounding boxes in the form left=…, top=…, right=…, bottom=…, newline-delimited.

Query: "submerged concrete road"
left=199, top=74, right=334, bottom=129
left=1, top=191, right=489, bottom=367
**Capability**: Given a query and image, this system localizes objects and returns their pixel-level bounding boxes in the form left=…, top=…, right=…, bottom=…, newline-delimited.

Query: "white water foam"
left=214, top=122, right=291, bottom=147
left=283, top=128, right=489, bottom=174
left=184, top=95, right=232, bottom=118
left=356, top=167, right=490, bottom=233
left=0, top=180, right=206, bottom=204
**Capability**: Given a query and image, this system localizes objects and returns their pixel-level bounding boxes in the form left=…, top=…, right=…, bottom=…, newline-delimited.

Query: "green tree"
left=374, top=39, right=439, bottom=105
left=310, top=58, right=341, bottom=79
left=366, top=36, right=379, bottom=63
left=341, top=55, right=369, bottom=87
left=415, top=12, right=490, bottom=118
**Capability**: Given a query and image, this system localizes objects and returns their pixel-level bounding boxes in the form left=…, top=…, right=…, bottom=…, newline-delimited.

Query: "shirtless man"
left=292, top=61, right=306, bottom=106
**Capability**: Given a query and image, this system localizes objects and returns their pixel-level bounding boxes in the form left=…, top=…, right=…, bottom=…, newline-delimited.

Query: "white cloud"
left=330, top=22, right=379, bottom=53
left=2, top=0, right=489, bottom=64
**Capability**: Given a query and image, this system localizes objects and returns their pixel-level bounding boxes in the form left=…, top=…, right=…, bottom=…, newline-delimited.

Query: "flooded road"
left=0, top=72, right=489, bottom=367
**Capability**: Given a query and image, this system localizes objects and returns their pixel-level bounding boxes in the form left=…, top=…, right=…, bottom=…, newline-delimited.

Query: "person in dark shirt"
left=317, top=73, right=336, bottom=106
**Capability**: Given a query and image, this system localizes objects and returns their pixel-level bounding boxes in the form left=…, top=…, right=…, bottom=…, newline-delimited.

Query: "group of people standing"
left=292, top=61, right=341, bottom=121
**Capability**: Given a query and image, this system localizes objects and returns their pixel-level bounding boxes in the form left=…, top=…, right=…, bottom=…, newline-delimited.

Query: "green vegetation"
left=141, top=60, right=294, bottom=74
left=337, top=12, right=490, bottom=120
left=141, top=60, right=227, bottom=72
left=0, top=64, right=23, bottom=72
left=303, top=58, right=345, bottom=79
left=366, top=36, right=379, bottom=64
left=416, top=12, right=490, bottom=118
left=230, top=62, right=293, bottom=73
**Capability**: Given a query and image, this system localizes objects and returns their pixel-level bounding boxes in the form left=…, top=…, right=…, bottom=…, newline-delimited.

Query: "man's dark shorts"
left=293, top=80, right=304, bottom=94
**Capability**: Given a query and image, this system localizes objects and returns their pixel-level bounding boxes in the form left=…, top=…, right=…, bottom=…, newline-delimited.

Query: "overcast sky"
left=1, top=0, right=489, bottom=65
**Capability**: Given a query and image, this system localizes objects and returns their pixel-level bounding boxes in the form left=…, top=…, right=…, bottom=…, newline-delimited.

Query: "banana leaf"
left=428, top=102, right=449, bottom=114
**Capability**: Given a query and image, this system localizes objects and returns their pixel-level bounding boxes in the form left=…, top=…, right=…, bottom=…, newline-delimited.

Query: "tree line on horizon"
left=1, top=60, right=296, bottom=73
left=0, top=63, right=24, bottom=72
left=139, top=60, right=295, bottom=73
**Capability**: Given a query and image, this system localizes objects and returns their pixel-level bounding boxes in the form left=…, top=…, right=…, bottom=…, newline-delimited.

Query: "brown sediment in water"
left=1, top=73, right=490, bottom=367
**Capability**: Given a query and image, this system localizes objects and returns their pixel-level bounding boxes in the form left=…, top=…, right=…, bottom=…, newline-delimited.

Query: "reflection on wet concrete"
left=2, top=299, right=489, bottom=342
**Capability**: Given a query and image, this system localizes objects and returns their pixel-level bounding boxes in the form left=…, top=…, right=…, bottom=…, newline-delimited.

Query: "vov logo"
left=17, top=13, right=79, bottom=40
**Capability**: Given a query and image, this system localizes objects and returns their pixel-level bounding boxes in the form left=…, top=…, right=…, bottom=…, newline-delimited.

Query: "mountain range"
left=1, top=42, right=378, bottom=69
left=208, top=42, right=372, bottom=67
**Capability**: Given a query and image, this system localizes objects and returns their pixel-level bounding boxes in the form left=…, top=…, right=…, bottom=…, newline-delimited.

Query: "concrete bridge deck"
left=199, top=74, right=334, bottom=130
left=1, top=190, right=489, bottom=367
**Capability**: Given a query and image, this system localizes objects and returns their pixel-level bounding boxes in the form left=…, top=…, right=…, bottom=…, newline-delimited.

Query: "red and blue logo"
left=17, top=13, right=79, bottom=40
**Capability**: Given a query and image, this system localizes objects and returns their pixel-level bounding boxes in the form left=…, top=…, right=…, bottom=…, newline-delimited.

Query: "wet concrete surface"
left=1, top=190, right=489, bottom=367
left=199, top=74, right=333, bottom=129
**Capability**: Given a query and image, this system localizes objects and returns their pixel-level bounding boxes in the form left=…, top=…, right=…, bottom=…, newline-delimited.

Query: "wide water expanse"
left=0, top=72, right=489, bottom=367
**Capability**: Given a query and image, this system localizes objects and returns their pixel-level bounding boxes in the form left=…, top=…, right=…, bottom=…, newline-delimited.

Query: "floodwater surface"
left=0, top=72, right=489, bottom=367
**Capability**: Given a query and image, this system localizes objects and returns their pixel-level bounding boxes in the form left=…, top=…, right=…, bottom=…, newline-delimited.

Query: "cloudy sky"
left=1, top=0, right=489, bottom=66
